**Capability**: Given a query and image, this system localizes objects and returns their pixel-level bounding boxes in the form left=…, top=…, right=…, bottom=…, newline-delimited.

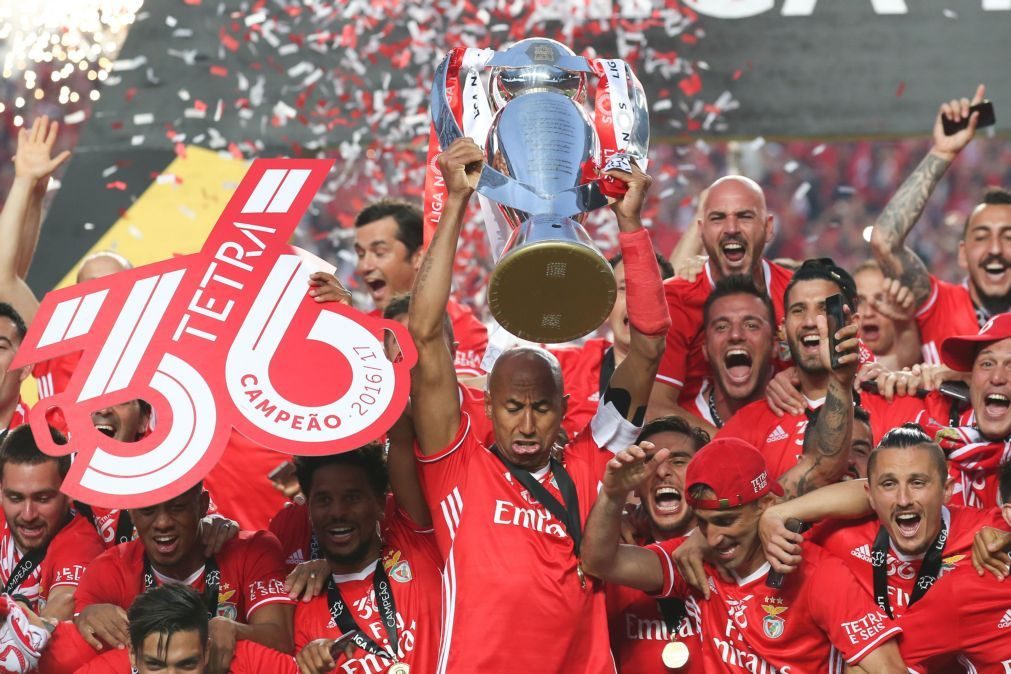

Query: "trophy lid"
left=486, top=38, right=591, bottom=72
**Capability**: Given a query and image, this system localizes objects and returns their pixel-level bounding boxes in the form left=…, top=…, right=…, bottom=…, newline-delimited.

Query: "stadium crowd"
left=0, top=84, right=1007, bottom=674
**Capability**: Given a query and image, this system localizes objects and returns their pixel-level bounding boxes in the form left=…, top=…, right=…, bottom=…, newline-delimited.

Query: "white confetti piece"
left=133, top=113, right=154, bottom=125
left=63, top=110, right=86, bottom=125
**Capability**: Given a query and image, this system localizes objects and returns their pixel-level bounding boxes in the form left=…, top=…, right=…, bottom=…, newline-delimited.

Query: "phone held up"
left=942, top=100, right=996, bottom=136
left=825, top=293, right=848, bottom=370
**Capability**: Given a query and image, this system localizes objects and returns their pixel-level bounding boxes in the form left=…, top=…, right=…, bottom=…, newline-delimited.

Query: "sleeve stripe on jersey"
left=439, top=487, right=463, bottom=542
left=436, top=552, right=458, bottom=674
left=914, top=279, right=939, bottom=318
left=246, top=594, right=296, bottom=621
left=416, top=414, right=471, bottom=464
left=844, top=625, right=902, bottom=665
left=647, top=543, right=676, bottom=597
left=655, top=374, right=684, bottom=388
left=49, top=580, right=81, bottom=589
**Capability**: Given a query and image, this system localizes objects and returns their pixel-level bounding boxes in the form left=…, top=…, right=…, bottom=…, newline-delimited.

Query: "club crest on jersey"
left=11, top=160, right=417, bottom=508
left=216, top=586, right=238, bottom=620
left=940, top=554, right=965, bottom=576
left=761, top=604, right=788, bottom=639
left=384, top=550, right=413, bottom=583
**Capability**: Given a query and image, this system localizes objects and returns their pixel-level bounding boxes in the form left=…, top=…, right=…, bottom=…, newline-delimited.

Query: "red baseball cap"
left=685, top=438, right=784, bottom=510
left=940, top=313, right=1011, bottom=372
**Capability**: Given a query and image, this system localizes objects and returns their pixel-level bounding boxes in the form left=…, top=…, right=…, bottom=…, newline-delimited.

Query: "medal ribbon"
left=143, top=555, right=221, bottom=619
left=326, top=559, right=400, bottom=662
left=4, top=510, right=74, bottom=595
left=656, top=598, right=688, bottom=638
left=871, top=518, right=947, bottom=618
left=489, top=446, right=582, bottom=557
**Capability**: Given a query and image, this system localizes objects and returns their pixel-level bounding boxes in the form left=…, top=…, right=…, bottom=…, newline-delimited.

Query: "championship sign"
left=12, top=159, right=417, bottom=508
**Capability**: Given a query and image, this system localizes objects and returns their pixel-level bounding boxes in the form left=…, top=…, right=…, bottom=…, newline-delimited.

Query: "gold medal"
left=661, top=641, right=690, bottom=669
left=388, top=662, right=411, bottom=674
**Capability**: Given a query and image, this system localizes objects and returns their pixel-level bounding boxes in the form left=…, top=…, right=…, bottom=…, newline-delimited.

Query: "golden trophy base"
left=488, top=239, right=616, bottom=343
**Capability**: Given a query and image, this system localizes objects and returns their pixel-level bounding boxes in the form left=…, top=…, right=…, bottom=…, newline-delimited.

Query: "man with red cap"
left=928, top=312, right=1011, bottom=508
left=581, top=437, right=908, bottom=673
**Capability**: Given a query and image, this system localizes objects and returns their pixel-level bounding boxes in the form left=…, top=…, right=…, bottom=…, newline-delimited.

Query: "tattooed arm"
left=869, top=85, right=986, bottom=308
left=778, top=317, right=859, bottom=499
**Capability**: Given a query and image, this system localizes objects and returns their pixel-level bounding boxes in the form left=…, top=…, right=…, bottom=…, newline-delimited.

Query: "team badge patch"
left=216, top=587, right=238, bottom=620
left=385, top=550, right=413, bottom=583
left=761, top=604, right=788, bottom=639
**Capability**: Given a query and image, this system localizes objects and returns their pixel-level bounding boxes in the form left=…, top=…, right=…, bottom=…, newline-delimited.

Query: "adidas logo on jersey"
left=998, top=609, right=1011, bottom=629
left=286, top=549, right=305, bottom=565
left=766, top=426, right=788, bottom=443
left=850, top=544, right=873, bottom=564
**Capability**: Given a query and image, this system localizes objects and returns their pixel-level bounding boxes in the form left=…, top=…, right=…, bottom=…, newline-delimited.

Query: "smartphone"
left=267, top=460, right=296, bottom=484
left=766, top=518, right=805, bottom=589
left=825, top=293, right=848, bottom=370
left=942, top=100, right=996, bottom=136
left=329, top=631, right=358, bottom=660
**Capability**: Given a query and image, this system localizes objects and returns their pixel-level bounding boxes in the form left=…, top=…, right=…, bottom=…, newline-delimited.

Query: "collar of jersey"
left=153, top=564, right=205, bottom=587
left=887, top=506, right=951, bottom=563
left=331, top=556, right=380, bottom=583
left=731, top=561, right=771, bottom=586
left=704, top=259, right=772, bottom=293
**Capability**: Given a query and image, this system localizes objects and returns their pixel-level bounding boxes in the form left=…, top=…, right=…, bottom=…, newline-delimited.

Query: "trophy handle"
left=431, top=55, right=465, bottom=151
left=624, top=62, right=650, bottom=167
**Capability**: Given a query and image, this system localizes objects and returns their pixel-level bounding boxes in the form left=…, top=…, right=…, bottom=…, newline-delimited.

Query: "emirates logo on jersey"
left=12, top=161, right=417, bottom=508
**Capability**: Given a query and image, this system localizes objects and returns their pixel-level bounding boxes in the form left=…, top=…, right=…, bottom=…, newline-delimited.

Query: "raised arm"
left=0, top=117, right=70, bottom=324
left=778, top=315, right=858, bottom=499
left=581, top=442, right=670, bottom=593
left=407, top=138, right=481, bottom=455
left=869, top=85, right=985, bottom=308
left=603, top=162, right=669, bottom=424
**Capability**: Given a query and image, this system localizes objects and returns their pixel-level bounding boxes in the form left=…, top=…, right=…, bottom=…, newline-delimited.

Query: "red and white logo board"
left=12, top=159, right=417, bottom=508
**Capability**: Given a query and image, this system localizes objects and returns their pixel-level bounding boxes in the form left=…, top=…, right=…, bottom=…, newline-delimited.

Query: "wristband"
left=619, top=229, right=671, bottom=336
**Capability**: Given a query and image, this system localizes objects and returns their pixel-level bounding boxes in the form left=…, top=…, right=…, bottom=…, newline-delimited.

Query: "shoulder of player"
left=270, top=502, right=309, bottom=529
left=948, top=504, right=1007, bottom=532
left=220, top=529, right=284, bottom=558
left=663, top=273, right=710, bottom=303
left=717, top=398, right=778, bottom=433
left=48, top=513, right=104, bottom=554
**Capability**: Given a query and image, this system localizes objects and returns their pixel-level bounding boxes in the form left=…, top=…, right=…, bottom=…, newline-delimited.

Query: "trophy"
left=430, top=38, right=649, bottom=343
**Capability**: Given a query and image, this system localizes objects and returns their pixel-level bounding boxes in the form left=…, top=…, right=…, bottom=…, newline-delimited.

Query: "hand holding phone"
left=825, top=293, right=848, bottom=370
left=942, top=100, right=996, bottom=136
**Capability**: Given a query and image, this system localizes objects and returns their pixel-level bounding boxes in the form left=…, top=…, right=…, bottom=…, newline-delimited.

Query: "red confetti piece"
left=679, top=73, right=702, bottom=97
left=895, top=81, right=906, bottom=97
left=210, top=65, right=228, bottom=77
left=193, top=100, right=208, bottom=113
left=106, top=181, right=127, bottom=191
left=732, top=69, right=743, bottom=80
left=124, top=87, right=137, bottom=102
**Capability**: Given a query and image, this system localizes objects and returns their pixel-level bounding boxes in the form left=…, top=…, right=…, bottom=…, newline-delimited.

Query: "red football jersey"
left=808, top=506, right=1005, bottom=619
left=5, top=398, right=29, bottom=432
left=651, top=539, right=901, bottom=671
left=898, top=561, right=1011, bottom=673
left=656, top=260, right=792, bottom=404
left=0, top=513, right=104, bottom=611
left=269, top=502, right=315, bottom=571
left=203, top=429, right=291, bottom=531
left=717, top=392, right=946, bottom=481
left=369, top=298, right=487, bottom=378
left=915, top=276, right=980, bottom=365
left=292, top=506, right=442, bottom=673
left=415, top=414, right=616, bottom=673
left=551, top=337, right=610, bottom=439
left=680, top=378, right=721, bottom=428
left=606, top=534, right=705, bottom=674
left=73, top=530, right=294, bottom=622
left=32, top=353, right=80, bottom=434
